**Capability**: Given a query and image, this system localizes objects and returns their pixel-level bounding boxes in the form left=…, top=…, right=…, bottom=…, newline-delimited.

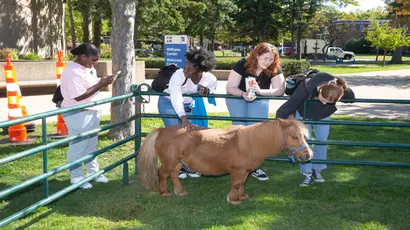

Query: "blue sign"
left=164, top=35, right=188, bottom=68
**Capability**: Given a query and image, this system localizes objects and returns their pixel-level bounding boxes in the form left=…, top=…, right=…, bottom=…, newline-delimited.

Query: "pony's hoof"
left=175, top=190, right=188, bottom=196
left=228, top=199, right=242, bottom=205
left=160, top=191, right=172, bottom=197
left=226, top=193, right=242, bottom=205
left=239, top=193, right=249, bottom=200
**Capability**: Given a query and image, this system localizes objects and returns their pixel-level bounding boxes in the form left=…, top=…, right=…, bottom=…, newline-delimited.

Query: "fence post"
left=133, top=84, right=142, bottom=176
left=41, top=118, right=49, bottom=198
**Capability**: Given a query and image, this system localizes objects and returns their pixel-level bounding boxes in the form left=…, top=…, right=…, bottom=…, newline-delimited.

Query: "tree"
left=233, top=0, right=284, bottom=44
left=67, top=0, right=77, bottom=48
left=309, top=6, right=349, bottom=57
left=109, top=0, right=136, bottom=139
left=365, top=21, right=410, bottom=66
left=386, top=0, right=410, bottom=63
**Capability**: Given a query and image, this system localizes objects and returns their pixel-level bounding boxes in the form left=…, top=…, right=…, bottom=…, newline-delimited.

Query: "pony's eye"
left=292, top=136, right=298, bottom=140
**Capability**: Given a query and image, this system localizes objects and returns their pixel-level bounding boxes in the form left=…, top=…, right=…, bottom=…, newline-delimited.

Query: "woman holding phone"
left=60, top=43, right=117, bottom=189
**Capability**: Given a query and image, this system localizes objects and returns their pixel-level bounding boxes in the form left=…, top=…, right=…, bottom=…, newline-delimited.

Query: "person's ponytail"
left=335, top=77, right=348, bottom=90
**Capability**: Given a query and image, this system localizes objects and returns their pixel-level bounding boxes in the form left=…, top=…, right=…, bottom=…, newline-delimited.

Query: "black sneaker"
left=184, top=166, right=201, bottom=178
left=251, top=169, right=269, bottom=181
left=300, top=173, right=314, bottom=187
left=312, top=169, right=325, bottom=183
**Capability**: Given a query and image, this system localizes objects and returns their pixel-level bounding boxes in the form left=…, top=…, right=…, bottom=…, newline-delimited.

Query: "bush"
left=136, top=57, right=310, bottom=75
left=20, top=52, right=42, bottom=60
left=344, top=38, right=373, bottom=54
left=135, top=49, right=150, bottom=58
left=0, top=48, right=19, bottom=60
left=152, top=50, right=164, bottom=58
left=99, top=43, right=112, bottom=59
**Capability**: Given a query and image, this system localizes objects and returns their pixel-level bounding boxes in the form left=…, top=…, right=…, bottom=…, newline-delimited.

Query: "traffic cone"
left=56, top=50, right=68, bottom=136
left=17, top=84, right=36, bottom=132
left=4, top=52, right=27, bottom=142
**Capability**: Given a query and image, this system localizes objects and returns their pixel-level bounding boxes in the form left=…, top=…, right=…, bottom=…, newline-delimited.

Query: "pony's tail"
left=137, top=128, right=160, bottom=190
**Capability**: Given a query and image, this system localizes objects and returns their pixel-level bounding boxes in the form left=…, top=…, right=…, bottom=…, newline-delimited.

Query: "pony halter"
left=287, top=144, right=309, bottom=163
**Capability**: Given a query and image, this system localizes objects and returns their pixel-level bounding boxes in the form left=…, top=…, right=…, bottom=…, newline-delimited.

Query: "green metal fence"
left=1, top=83, right=410, bottom=227
left=0, top=88, right=139, bottom=227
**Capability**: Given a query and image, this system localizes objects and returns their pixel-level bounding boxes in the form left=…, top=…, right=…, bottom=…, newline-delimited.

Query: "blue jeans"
left=158, top=96, right=194, bottom=127
left=225, top=98, right=269, bottom=126
left=296, top=112, right=330, bottom=173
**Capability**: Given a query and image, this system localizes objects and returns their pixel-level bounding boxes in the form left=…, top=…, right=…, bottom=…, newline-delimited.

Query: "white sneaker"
left=71, top=177, right=93, bottom=189
left=178, top=170, right=187, bottom=179
left=79, top=182, right=93, bottom=189
left=94, top=175, right=109, bottom=183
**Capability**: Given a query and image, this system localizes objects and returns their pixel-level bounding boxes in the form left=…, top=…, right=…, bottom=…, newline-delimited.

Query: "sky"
left=341, top=0, right=387, bottom=12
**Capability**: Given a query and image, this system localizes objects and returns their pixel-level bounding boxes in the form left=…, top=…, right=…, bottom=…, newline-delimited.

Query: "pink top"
left=60, top=62, right=100, bottom=108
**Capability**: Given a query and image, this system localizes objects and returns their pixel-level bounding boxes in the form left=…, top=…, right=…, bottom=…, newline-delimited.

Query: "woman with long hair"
left=226, top=42, right=285, bottom=181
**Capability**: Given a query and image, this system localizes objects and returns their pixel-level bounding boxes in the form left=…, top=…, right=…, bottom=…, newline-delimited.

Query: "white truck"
left=299, top=39, right=355, bottom=60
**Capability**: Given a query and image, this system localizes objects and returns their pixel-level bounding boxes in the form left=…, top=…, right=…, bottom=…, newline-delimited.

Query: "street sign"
left=164, top=35, right=188, bottom=67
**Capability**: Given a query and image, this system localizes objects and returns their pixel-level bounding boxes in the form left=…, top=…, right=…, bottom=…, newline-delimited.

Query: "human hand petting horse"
left=137, top=115, right=312, bottom=205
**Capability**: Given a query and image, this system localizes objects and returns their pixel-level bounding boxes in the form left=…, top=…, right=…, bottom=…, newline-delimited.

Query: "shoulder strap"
left=182, top=77, right=188, bottom=86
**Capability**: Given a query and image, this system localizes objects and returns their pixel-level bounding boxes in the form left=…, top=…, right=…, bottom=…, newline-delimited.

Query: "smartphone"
left=115, top=71, right=122, bottom=77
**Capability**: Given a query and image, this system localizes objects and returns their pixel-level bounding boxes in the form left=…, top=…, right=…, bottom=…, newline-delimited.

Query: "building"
left=0, top=0, right=65, bottom=58
left=327, top=20, right=390, bottom=48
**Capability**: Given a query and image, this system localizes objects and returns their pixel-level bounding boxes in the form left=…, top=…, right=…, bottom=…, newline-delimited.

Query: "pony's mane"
left=288, top=119, right=310, bottom=139
left=236, top=119, right=309, bottom=158
left=236, top=120, right=282, bottom=158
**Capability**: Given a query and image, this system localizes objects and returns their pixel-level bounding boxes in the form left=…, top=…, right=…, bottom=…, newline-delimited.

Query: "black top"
left=232, top=58, right=283, bottom=92
left=276, top=72, right=355, bottom=120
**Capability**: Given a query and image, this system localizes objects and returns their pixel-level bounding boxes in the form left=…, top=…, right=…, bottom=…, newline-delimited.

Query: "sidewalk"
left=0, top=70, right=409, bottom=124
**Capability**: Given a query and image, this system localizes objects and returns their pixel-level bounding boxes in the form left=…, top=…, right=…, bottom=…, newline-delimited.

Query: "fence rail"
left=1, top=83, right=410, bottom=227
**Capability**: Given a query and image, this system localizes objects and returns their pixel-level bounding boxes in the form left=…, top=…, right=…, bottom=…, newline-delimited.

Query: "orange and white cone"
left=56, top=50, right=68, bottom=135
left=4, top=52, right=27, bottom=142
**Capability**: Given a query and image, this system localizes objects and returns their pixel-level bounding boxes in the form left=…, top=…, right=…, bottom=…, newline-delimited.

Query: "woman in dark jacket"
left=276, top=72, right=355, bottom=187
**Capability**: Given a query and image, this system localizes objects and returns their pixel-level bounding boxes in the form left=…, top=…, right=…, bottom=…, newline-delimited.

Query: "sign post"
left=164, top=35, right=188, bottom=67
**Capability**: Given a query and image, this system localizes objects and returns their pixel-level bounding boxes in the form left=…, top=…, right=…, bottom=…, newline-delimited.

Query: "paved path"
left=0, top=70, right=409, bottom=124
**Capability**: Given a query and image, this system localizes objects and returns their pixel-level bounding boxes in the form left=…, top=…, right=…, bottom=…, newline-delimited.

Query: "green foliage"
left=136, top=57, right=309, bottom=74
left=152, top=50, right=164, bottom=58
left=281, top=59, right=311, bottom=76
left=20, top=53, right=42, bottom=61
left=0, top=48, right=19, bottom=60
left=99, top=44, right=112, bottom=59
left=365, top=21, right=410, bottom=65
left=135, top=49, right=150, bottom=58
left=338, top=7, right=389, bottom=20
left=344, top=38, right=373, bottom=54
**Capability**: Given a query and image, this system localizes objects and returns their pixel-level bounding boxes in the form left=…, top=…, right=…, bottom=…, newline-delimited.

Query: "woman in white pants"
left=60, top=43, right=116, bottom=189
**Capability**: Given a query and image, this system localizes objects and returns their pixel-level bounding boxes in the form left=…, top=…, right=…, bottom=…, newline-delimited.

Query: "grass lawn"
left=355, top=53, right=410, bottom=61
left=1, top=114, right=410, bottom=229
left=314, top=64, right=410, bottom=75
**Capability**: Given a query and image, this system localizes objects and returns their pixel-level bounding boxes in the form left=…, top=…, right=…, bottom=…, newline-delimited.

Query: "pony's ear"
left=287, top=114, right=295, bottom=120
left=277, top=118, right=289, bottom=128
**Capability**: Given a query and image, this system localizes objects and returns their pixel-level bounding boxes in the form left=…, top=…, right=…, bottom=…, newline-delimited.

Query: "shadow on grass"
left=2, top=161, right=410, bottom=229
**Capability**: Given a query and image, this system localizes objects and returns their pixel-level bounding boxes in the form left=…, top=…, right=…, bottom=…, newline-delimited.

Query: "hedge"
left=136, top=57, right=310, bottom=76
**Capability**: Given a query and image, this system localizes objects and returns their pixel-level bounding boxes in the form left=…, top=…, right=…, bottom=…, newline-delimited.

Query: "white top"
left=164, top=69, right=217, bottom=117
left=60, top=62, right=100, bottom=108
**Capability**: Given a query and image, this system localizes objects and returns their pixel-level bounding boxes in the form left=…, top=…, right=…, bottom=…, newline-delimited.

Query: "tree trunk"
left=133, top=5, right=141, bottom=49
left=92, top=13, right=102, bottom=47
left=82, top=6, right=92, bottom=43
left=376, top=49, right=379, bottom=61
left=30, top=0, right=39, bottom=54
left=390, top=46, right=403, bottom=64
left=67, top=0, right=77, bottom=48
left=199, top=34, right=204, bottom=47
left=382, top=49, right=387, bottom=67
left=109, top=0, right=136, bottom=140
